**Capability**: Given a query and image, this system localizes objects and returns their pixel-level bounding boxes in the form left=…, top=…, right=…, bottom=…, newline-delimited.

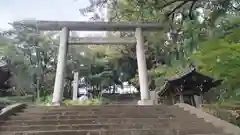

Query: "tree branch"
left=157, top=0, right=184, bottom=9
left=167, top=0, right=191, bottom=17
left=189, top=0, right=198, bottom=19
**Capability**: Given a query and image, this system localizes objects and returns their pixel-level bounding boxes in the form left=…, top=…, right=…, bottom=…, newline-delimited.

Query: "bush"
left=63, top=97, right=105, bottom=106
left=36, top=94, right=107, bottom=106
left=201, top=103, right=240, bottom=127
left=36, top=95, right=53, bottom=106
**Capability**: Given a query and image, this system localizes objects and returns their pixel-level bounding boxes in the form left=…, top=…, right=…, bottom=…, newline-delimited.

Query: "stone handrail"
left=0, top=103, right=26, bottom=120
left=175, top=103, right=240, bottom=135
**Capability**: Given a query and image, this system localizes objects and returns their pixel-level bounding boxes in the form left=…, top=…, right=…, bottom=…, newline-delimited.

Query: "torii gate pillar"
left=52, top=27, right=69, bottom=105
left=135, top=28, right=154, bottom=105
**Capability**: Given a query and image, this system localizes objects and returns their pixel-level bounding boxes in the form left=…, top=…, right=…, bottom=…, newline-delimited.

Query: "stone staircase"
left=0, top=104, right=238, bottom=135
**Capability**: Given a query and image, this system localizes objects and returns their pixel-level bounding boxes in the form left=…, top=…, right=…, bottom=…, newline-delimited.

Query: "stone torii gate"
left=13, top=20, right=163, bottom=105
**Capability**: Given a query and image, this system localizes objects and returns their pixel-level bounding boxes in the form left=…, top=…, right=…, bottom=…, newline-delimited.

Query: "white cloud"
left=0, top=11, right=14, bottom=30
left=0, top=0, right=108, bottom=36
left=0, top=0, right=90, bottom=30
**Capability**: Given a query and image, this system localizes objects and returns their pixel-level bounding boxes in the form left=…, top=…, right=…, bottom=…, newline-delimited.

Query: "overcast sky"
left=0, top=0, right=90, bottom=30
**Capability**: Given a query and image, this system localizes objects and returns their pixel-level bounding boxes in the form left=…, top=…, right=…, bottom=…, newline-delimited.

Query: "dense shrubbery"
left=201, top=102, right=240, bottom=126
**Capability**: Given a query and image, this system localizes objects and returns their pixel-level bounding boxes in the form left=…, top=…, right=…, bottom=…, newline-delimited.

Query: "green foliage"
left=192, top=27, right=240, bottom=94
left=0, top=27, right=104, bottom=101
left=63, top=98, right=105, bottom=106
left=190, top=13, right=240, bottom=100
left=78, top=0, right=240, bottom=94
left=80, top=0, right=240, bottom=22
left=201, top=104, right=240, bottom=126
left=36, top=93, right=53, bottom=105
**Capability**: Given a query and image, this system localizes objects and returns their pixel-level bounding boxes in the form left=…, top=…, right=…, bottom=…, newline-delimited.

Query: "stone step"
left=0, top=128, right=225, bottom=135
left=9, top=115, right=200, bottom=124
left=26, top=105, right=165, bottom=109
left=18, top=110, right=167, bottom=116
left=22, top=109, right=168, bottom=113
left=24, top=105, right=170, bottom=111
left=0, top=121, right=220, bottom=133
left=0, top=118, right=213, bottom=129
left=0, top=123, right=169, bottom=131
left=0, top=118, right=174, bottom=126
left=9, top=109, right=203, bottom=123
left=0, top=116, right=223, bottom=133
left=16, top=106, right=199, bottom=119
left=24, top=107, right=169, bottom=114
left=0, top=105, right=229, bottom=135
left=9, top=114, right=166, bottom=120
left=15, top=112, right=169, bottom=118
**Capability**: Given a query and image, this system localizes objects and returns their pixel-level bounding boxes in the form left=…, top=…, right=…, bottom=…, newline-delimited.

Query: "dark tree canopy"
left=80, top=0, right=240, bottom=21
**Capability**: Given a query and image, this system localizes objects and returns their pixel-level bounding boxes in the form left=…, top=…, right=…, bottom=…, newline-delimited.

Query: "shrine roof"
left=167, top=68, right=214, bottom=83
left=158, top=67, right=222, bottom=96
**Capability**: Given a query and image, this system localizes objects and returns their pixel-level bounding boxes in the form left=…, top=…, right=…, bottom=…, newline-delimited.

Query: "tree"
left=80, top=0, right=239, bottom=21
left=78, top=0, right=240, bottom=96
left=192, top=17, right=240, bottom=100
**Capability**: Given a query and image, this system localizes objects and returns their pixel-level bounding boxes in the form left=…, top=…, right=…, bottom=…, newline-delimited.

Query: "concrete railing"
left=175, top=103, right=240, bottom=135
left=0, top=103, right=26, bottom=120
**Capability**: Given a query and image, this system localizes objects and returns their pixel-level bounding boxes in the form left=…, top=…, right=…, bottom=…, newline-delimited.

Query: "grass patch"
left=0, top=95, right=107, bottom=106
left=63, top=97, right=105, bottom=106
left=35, top=95, right=106, bottom=106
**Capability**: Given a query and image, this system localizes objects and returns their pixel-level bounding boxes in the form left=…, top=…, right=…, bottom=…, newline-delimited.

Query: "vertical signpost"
left=72, top=72, right=79, bottom=100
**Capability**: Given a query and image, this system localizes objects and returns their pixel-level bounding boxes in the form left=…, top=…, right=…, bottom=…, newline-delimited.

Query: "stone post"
left=72, top=72, right=79, bottom=100
left=199, top=92, right=203, bottom=107
left=194, top=95, right=202, bottom=108
left=170, top=92, right=175, bottom=104
left=135, top=28, right=152, bottom=105
left=179, top=93, right=184, bottom=103
left=52, top=27, right=69, bottom=105
left=150, top=91, right=159, bottom=104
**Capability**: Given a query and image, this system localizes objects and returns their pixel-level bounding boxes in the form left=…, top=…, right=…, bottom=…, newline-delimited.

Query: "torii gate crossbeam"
left=68, top=37, right=137, bottom=45
left=13, top=20, right=163, bottom=105
left=13, top=20, right=163, bottom=31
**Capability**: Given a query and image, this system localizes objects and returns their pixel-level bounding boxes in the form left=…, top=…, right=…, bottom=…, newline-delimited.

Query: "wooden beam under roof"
left=68, top=37, right=136, bottom=45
